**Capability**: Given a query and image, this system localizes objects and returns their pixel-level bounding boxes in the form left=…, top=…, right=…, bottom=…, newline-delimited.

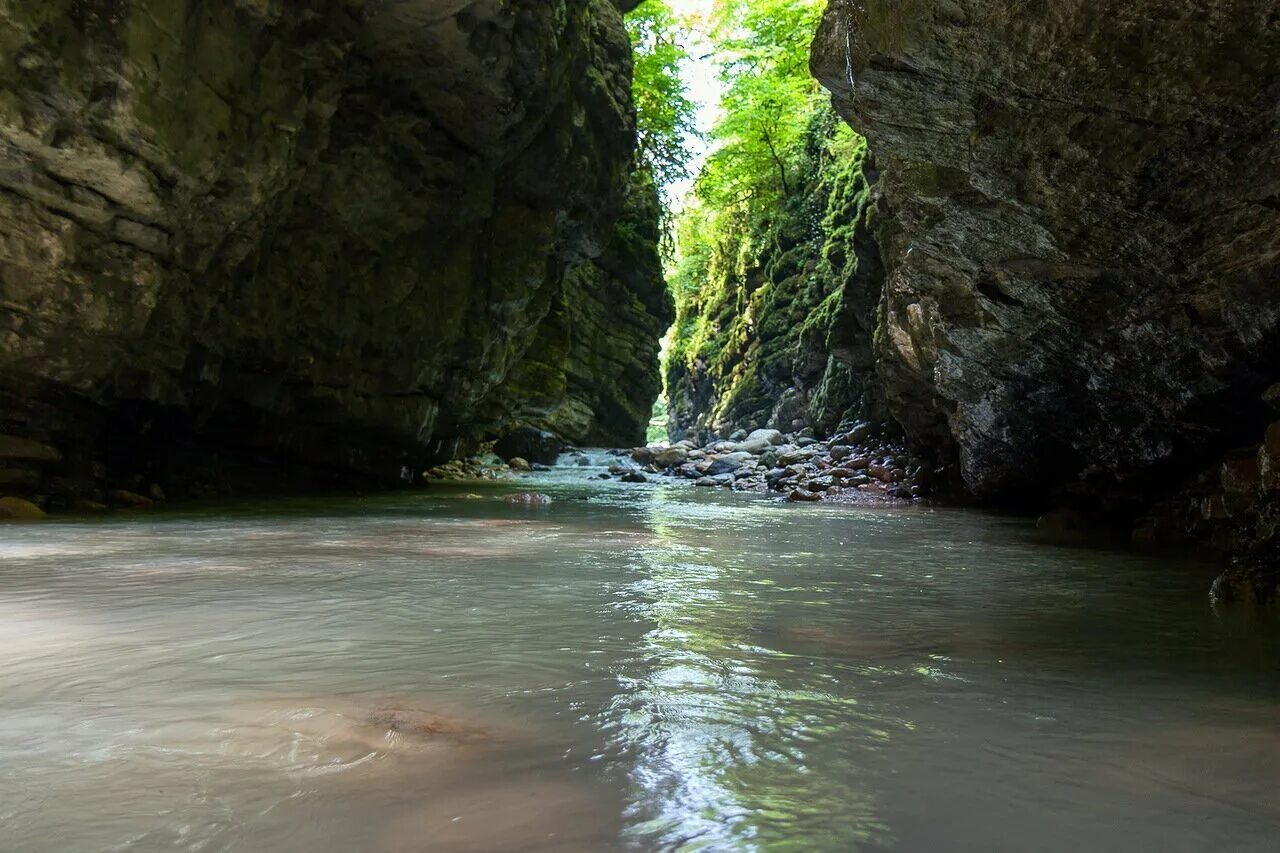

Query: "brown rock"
left=1259, top=421, right=1280, bottom=492
left=1221, top=456, right=1260, bottom=495
left=0, top=496, right=45, bottom=520
left=867, top=464, right=894, bottom=483
left=653, top=447, right=689, bottom=467
left=1036, top=508, right=1086, bottom=532
left=0, top=436, right=61, bottom=462
left=508, top=457, right=532, bottom=472
left=631, top=446, right=658, bottom=465
left=109, top=489, right=153, bottom=508
left=788, top=488, right=822, bottom=502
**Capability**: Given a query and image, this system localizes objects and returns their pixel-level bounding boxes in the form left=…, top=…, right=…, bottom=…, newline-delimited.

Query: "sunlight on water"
left=0, top=453, right=1277, bottom=851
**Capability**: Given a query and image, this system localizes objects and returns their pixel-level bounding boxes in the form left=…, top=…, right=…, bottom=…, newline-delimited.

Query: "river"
left=1, top=453, right=1277, bottom=851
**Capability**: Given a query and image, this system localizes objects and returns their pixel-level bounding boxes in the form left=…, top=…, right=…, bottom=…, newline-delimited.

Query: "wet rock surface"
left=811, top=0, right=1280, bottom=591
left=813, top=0, right=1280, bottom=505
left=0, top=0, right=668, bottom=506
left=619, top=420, right=926, bottom=505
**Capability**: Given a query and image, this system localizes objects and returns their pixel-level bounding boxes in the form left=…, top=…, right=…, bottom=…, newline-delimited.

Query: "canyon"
left=1, top=0, right=1277, bottom=590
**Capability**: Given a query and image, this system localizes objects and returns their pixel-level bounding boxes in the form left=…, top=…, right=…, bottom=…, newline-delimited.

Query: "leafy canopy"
left=625, top=0, right=698, bottom=194
left=698, top=0, right=825, bottom=208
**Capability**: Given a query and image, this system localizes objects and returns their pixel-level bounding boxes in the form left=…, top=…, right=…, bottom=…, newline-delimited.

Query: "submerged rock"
left=501, top=493, right=552, bottom=507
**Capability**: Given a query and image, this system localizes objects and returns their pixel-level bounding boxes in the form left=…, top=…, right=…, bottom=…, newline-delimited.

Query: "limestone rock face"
left=666, top=121, right=883, bottom=442
left=0, top=0, right=666, bottom=498
left=813, top=0, right=1280, bottom=503
left=480, top=173, right=673, bottom=448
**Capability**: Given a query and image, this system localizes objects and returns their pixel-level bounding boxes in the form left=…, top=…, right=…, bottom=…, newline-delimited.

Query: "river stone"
left=109, top=489, right=154, bottom=508
left=0, top=436, right=61, bottom=462
left=733, top=437, right=773, bottom=454
left=706, top=452, right=754, bottom=476
left=653, top=447, right=689, bottom=468
left=0, top=496, right=44, bottom=520
left=788, top=489, right=822, bottom=503
left=779, top=449, right=816, bottom=466
left=746, top=429, right=784, bottom=446
left=0, top=468, right=39, bottom=487
left=502, top=493, right=552, bottom=506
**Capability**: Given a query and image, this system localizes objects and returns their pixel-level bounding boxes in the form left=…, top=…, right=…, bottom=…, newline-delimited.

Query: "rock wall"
left=0, top=0, right=667, bottom=502
left=812, top=0, right=1280, bottom=526
left=666, top=115, right=883, bottom=442
left=481, top=171, right=672, bottom=447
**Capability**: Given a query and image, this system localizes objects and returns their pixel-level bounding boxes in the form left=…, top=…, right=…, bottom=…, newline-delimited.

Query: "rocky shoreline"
left=608, top=423, right=927, bottom=504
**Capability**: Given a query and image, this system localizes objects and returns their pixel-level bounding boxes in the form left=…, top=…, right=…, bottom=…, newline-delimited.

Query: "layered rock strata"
left=810, top=0, right=1280, bottom=578
left=0, top=0, right=668, bottom=502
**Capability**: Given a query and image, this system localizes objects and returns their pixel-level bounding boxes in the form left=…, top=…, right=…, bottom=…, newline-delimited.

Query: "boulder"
left=0, top=436, right=61, bottom=462
left=0, top=496, right=45, bottom=520
left=706, top=452, right=755, bottom=476
left=494, top=428, right=563, bottom=466
left=653, top=447, right=689, bottom=468
left=1259, top=422, right=1280, bottom=492
left=733, top=437, right=773, bottom=454
left=745, top=429, right=784, bottom=446
left=108, top=490, right=153, bottom=508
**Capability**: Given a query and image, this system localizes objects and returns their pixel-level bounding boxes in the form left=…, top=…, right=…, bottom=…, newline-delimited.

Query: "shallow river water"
left=1, top=454, right=1278, bottom=851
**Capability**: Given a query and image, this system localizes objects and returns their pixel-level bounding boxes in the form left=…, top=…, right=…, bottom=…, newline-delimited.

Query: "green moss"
left=666, top=107, right=884, bottom=436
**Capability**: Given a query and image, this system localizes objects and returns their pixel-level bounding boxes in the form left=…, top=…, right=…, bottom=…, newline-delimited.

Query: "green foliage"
left=668, top=102, right=881, bottom=433
left=625, top=1, right=698, bottom=194
left=697, top=0, right=825, bottom=208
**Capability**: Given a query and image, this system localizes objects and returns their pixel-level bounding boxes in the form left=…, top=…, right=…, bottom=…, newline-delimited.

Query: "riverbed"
left=1, top=454, right=1277, bottom=851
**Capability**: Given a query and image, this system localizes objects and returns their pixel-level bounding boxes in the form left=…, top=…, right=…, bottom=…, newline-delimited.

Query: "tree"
left=626, top=1, right=698, bottom=194
left=696, top=0, right=825, bottom=209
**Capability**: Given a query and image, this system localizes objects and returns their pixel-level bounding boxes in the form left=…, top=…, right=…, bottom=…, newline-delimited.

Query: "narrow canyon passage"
left=2, top=460, right=1278, bottom=851
left=1, top=0, right=1278, bottom=849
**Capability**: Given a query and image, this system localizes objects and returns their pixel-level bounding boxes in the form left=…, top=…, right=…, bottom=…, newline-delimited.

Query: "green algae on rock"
left=0, top=0, right=669, bottom=501
left=666, top=113, right=883, bottom=440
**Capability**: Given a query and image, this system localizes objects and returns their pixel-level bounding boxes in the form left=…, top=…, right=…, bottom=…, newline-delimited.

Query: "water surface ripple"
left=1, top=454, right=1277, bottom=851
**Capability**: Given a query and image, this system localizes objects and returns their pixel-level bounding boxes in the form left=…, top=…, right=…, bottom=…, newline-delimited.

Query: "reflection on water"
left=0, top=454, right=1278, bottom=851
